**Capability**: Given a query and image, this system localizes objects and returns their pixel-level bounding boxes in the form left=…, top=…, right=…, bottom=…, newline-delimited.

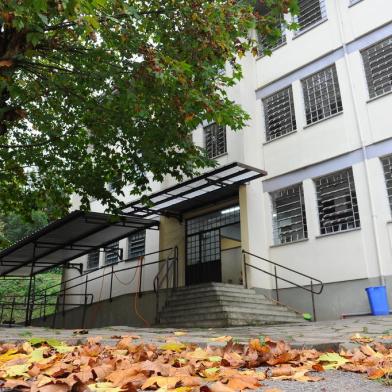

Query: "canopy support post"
left=25, top=242, right=37, bottom=326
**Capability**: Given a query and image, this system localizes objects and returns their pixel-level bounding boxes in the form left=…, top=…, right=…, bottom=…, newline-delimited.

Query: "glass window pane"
left=315, top=168, right=360, bottom=235
left=271, top=184, right=307, bottom=244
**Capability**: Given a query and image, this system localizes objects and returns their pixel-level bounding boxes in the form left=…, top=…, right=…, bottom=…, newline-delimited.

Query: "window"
left=315, top=168, right=360, bottom=235
left=87, top=250, right=100, bottom=270
left=271, top=184, right=307, bottom=245
left=263, top=86, right=296, bottom=141
left=105, top=241, right=119, bottom=264
left=296, top=0, right=326, bottom=32
left=381, top=155, right=392, bottom=212
left=204, top=123, right=227, bottom=158
left=361, top=36, right=392, bottom=99
left=128, top=230, right=146, bottom=260
left=257, top=21, right=286, bottom=55
left=302, top=65, right=343, bottom=125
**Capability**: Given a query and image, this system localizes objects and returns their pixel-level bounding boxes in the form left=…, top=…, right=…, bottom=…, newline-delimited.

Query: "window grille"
left=361, top=36, right=392, bottom=99
left=186, top=206, right=239, bottom=266
left=381, top=155, right=392, bottom=212
left=315, top=168, right=360, bottom=235
left=302, top=65, right=343, bottom=125
left=87, top=250, right=100, bottom=270
left=297, top=0, right=327, bottom=32
left=271, top=184, right=307, bottom=244
left=263, top=86, right=296, bottom=141
left=128, top=230, right=146, bottom=260
left=105, top=241, right=119, bottom=264
left=257, top=22, right=286, bottom=55
left=204, top=123, right=227, bottom=159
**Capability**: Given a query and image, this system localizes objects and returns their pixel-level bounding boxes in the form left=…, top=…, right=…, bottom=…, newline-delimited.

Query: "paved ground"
left=1, top=316, right=392, bottom=390
left=2, top=315, right=392, bottom=349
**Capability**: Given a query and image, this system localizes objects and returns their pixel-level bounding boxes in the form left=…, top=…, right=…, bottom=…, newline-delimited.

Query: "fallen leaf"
left=73, top=329, right=88, bottom=335
left=367, top=367, right=385, bottom=380
left=89, top=382, right=124, bottom=392
left=350, top=333, right=373, bottom=344
left=318, top=353, right=349, bottom=369
left=142, top=376, right=180, bottom=390
left=174, top=331, right=187, bottom=337
left=209, top=381, right=235, bottom=392
left=160, top=342, right=186, bottom=352
left=209, top=336, right=233, bottom=343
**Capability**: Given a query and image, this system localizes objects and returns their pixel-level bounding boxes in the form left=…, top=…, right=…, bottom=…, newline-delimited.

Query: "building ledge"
left=367, top=90, right=392, bottom=104
left=262, top=130, right=297, bottom=146
left=315, top=227, right=361, bottom=239
left=293, top=18, right=328, bottom=40
left=349, top=0, right=364, bottom=7
left=256, top=41, right=287, bottom=61
left=303, top=111, right=344, bottom=130
left=270, top=238, right=308, bottom=248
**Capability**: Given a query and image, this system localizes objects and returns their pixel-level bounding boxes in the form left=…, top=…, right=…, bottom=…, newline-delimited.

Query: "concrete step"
left=172, top=286, right=256, bottom=298
left=173, top=282, right=256, bottom=295
left=159, top=312, right=302, bottom=328
left=168, top=289, right=262, bottom=302
left=158, top=282, right=303, bottom=328
left=161, top=301, right=295, bottom=315
left=159, top=307, right=301, bottom=322
left=165, top=294, right=273, bottom=308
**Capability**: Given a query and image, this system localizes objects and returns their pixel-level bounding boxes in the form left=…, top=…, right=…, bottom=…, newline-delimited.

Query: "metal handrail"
left=242, top=249, right=324, bottom=321
left=153, top=246, right=178, bottom=324
left=0, top=248, right=176, bottom=328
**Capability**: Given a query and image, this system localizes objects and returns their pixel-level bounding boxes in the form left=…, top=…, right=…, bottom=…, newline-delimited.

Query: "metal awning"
left=123, top=162, right=267, bottom=218
left=0, top=211, right=159, bottom=277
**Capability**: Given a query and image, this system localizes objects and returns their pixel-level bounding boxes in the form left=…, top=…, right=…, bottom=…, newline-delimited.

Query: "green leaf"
left=318, top=353, right=349, bottom=369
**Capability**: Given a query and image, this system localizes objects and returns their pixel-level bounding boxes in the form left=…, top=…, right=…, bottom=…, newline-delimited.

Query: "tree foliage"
left=0, top=0, right=297, bottom=218
left=0, top=210, right=49, bottom=248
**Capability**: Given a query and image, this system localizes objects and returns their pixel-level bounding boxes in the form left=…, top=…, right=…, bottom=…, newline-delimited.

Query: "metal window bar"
left=271, top=184, right=307, bottom=244
left=316, top=168, right=360, bottom=235
left=204, top=123, right=227, bottom=159
left=87, top=249, right=100, bottom=270
left=105, top=241, right=119, bottom=265
left=302, top=64, right=343, bottom=125
left=381, top=155, right=392, bottom=212
left=361, top=36, right=392, bottom=99
left=263, top=86, right=297, bottom=141
left=296, top=0, right=326, bottom=32
left=128, top=230, right=146, bottom=260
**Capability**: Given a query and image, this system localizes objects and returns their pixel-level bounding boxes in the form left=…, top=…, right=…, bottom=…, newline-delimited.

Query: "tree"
left=0, top=0, right=297, bottom=218
left=0, top=210, right=49, bottom=248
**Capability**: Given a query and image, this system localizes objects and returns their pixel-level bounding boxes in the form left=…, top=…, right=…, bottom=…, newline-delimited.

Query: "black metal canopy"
left=0, top=211, right=159, bottom=277
left=123, top=162, right=267, bottom=218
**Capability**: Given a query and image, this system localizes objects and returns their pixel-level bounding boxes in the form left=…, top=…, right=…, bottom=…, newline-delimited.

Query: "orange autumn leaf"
left=367, top=367, right=386, bottom=380
left=141, top=376, right=181, bottom=390
left=209, top=381, right=236, bottom=392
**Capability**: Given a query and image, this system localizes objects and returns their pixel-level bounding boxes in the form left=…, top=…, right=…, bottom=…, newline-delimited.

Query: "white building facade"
left=63, top=0, right=392, bottom=324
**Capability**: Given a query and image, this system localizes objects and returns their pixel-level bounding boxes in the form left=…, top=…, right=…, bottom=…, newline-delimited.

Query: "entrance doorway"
left=185, top=206, right=240, bottom=285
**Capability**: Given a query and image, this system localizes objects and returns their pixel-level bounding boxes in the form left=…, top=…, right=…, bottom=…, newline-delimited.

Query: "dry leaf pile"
left=0, top=334, right=391, bottom=392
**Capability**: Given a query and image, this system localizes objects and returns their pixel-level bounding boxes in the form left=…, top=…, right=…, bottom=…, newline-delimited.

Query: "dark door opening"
left=185, top=205, right=240, bottom=285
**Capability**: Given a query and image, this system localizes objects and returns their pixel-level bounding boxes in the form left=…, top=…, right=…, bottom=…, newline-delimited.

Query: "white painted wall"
left=65, top=0, right=392, bottom=307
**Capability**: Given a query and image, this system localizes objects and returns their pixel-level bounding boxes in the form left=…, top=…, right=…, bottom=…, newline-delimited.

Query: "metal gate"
left=185, top=205, right=240, bottom=285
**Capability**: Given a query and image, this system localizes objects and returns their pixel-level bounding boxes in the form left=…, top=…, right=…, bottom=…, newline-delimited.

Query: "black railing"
left=153, top=247, right=178, bottom=324
left=242, top=250, right=324, bottom=321
left=0, top=248, right=178, bottom=328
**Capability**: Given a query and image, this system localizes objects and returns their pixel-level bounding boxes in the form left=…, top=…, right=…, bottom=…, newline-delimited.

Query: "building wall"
left=234, top=0, right=392, bottom=318
left=64, top=0, right=392, bottom=321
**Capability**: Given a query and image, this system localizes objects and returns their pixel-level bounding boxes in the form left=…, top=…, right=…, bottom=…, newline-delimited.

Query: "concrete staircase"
left=158, top=282, right=304, bottom=328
